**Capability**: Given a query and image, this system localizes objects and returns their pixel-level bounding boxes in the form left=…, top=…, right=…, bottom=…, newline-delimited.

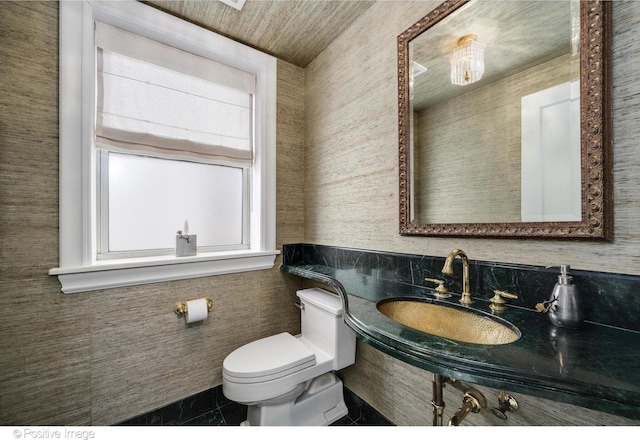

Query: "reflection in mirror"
left=398, top=0, right=612, bottom=239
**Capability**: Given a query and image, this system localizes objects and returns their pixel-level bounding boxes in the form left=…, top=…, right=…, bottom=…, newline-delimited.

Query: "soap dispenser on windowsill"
left=537, top=265, right=584, bottom=329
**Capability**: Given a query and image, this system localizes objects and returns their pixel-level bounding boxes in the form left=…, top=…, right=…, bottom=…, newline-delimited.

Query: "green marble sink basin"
left=377, top=299, right=521, bottom=345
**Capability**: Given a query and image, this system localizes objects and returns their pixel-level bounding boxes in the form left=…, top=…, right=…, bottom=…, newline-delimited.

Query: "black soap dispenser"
left=547, top=265, right=584, bottom=329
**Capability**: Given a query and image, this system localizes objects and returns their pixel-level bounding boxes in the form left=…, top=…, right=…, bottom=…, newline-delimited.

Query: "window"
left=99, top=153, right=248, bottom=257
left=51, top=0, right=278, bottom=293
left=95, top=21, right=254, bottom=259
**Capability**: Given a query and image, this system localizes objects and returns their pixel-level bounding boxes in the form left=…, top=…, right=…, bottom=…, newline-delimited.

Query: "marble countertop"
left=282, top=263, right=640, bottom=420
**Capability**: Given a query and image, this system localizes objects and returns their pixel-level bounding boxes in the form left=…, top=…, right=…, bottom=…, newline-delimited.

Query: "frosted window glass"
left=107, top=153, right=244, bottom=252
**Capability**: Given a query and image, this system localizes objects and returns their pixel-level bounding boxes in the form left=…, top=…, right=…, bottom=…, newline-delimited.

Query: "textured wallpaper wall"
left=0, top=1, right=305, bottom=425
left=304, top=0, right=640, bottom=425
left=305, top=0, right=640, bottom=276
left=2, top=0, right=639, bottom=427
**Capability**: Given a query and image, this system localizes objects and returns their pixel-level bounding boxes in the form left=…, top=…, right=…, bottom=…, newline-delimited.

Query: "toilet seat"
left=223, top=332, right=316, bottom=384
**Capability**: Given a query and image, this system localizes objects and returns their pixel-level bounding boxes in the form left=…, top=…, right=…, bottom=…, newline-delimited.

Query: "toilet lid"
left=223, top=332, right=316, bottom=381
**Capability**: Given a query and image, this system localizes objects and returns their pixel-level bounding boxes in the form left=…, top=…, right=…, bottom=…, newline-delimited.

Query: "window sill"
left=49, top=250, right=280, bottom=294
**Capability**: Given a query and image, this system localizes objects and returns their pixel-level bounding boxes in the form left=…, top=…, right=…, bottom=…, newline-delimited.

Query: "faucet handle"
left=489, top=290, right=518, bottom=312
left=425, top=278, right=451, bottom=298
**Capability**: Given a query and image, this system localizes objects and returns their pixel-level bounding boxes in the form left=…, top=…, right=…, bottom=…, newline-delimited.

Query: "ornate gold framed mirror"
left=398, top=0, right=612, bottom=239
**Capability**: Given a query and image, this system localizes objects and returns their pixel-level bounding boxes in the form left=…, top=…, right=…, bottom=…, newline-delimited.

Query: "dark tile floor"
left=117, top=385, right=394, bottom=426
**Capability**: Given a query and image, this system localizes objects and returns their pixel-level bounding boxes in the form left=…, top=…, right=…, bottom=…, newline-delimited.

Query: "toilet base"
left=242, top=372, right=348, bottom=426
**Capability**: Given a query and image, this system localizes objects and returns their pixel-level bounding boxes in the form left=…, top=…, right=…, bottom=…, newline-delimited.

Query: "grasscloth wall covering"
left=305, top=0, right=640, bottom=275
left=2, top=0, right=640, bottom=427
left=305, top=0, right=640, bottom=426
left=0, top=1, right=305, bottom=425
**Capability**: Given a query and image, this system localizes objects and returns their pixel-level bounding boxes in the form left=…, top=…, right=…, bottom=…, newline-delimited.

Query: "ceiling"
left=144, top=0, right=375, bottom=67
left=411, top=0, right=574, bottom=110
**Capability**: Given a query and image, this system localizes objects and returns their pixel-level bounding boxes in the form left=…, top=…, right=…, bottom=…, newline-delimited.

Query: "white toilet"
left=222, top=287, right=357, bottom=426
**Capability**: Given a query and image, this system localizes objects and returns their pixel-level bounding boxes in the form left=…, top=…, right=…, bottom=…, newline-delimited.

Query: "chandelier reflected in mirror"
left=450, top=34, right=485, bottom=86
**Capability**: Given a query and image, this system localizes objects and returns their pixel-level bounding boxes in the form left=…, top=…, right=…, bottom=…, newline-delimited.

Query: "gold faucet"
left=441, top=249, right=473, bottom=305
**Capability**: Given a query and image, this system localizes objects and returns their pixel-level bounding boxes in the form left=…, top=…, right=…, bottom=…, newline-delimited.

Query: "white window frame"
left=96, top=152, right=252, bottom=259
left=50, top=0, right=278, bottom=294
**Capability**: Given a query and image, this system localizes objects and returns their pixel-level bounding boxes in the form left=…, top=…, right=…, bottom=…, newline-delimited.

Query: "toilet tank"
left=296, top=288, right=356, bottom=370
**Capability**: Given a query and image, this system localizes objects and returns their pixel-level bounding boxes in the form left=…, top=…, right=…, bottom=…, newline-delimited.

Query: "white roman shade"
left=95, top=21, right=255, bottom=166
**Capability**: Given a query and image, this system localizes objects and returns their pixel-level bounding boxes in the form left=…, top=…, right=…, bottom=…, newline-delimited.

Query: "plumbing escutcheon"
left=448, top=389, right=486, bottom=426
left=491, top=391, right=518, bottom=420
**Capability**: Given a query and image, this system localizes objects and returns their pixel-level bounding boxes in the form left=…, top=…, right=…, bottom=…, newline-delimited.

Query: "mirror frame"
left=398, top=0, right=612, bottom=240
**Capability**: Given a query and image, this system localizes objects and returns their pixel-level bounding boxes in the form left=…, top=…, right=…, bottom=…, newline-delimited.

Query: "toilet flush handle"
left=295, top=301, right=305, bottom=310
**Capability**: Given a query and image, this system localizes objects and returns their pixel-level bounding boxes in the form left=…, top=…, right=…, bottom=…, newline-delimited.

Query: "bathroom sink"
left=377, top=299, right=521, bottom=345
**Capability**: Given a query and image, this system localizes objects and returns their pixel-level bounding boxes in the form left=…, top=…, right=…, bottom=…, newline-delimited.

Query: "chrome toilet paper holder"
left=175, top=298, right=212, bottom=316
